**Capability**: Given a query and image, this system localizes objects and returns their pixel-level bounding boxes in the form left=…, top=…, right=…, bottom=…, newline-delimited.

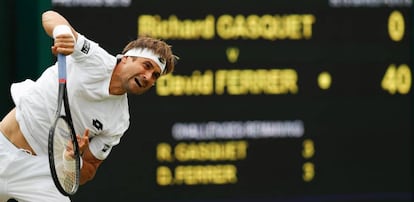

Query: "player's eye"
left=153, top=72, right=160, bottom=80
left=143, top=62, right=152, bottom=70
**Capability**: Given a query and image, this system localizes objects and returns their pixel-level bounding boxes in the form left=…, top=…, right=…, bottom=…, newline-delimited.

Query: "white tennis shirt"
left=10, top=34, right=129, bottom=160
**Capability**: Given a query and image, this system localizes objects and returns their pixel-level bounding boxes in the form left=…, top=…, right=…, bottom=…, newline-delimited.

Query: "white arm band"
left=53, top=24, right=75, bottom=40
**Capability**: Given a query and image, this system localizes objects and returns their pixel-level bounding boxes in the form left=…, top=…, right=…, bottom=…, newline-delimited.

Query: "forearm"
left=80, top=160, right=97, bottom=185
left=42, top=10, right=78, bottom=40
left=80, top=147, right=103, bottom=185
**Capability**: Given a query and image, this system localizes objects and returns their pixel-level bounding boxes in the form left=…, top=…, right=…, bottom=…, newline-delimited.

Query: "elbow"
left=41, top=10, right=72, bottom=37
left=42, top=10, right=59, bottom=23
left=41, top=10, right=57, bottom=36
left=42, top=10, right=56, bottom=18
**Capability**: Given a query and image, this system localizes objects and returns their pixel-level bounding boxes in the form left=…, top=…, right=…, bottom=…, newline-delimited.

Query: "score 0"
left=388, top=10, right=405, bottom=42
left=382, top=11, right=412, bottom=95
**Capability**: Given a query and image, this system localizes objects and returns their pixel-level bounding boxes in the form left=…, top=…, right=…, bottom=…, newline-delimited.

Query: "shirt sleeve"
left=88, top=132, right=123, bottom=160
left=72, top=33, right=94, bottom=59
left=10, top=79, right=35, bottom=106
left=71, top=33, right=115, bottom=66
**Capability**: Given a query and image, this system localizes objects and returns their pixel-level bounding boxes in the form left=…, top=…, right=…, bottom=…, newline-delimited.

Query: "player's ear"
left=120, top=56, right=129, bottom=63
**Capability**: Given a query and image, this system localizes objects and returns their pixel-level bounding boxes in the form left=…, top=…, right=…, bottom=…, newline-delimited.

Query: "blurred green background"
left=0, top=0, right=52, bottom=117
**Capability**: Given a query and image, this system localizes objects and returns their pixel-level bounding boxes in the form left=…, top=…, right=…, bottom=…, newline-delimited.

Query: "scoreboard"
left=53, top=0, right=413, bottom=201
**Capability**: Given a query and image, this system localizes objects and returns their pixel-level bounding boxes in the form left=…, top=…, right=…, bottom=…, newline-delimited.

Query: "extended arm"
left=77, top=129, right=104, bottom=185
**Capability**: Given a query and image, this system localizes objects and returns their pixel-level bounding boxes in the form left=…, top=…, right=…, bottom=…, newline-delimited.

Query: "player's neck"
left=109, top=66, right=126, bottom=95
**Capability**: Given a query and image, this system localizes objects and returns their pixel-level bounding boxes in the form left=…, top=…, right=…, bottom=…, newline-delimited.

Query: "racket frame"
left=48, top=54, right=81, bottom=196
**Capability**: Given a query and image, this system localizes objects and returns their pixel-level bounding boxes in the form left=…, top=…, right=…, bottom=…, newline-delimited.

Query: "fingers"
left=66, top=138, right=74, bottom=151
left=53, top=34, right=75, bottom=55
left=77, top=129, right=89, bottom=143
left=50, top=46, right=58, bottom=55
left=83, top=128, right=89, bottom=138
left=77, top=129, right=90, bottom=156
left=64, top=141, right=75, bottom=160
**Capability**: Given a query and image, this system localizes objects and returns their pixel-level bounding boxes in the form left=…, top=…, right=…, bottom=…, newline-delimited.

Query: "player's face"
left=120, top=56, right=162, bottom=95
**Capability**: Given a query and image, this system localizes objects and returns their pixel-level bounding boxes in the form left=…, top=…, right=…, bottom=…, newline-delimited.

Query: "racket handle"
left=58, top=54, right=67, bottom=83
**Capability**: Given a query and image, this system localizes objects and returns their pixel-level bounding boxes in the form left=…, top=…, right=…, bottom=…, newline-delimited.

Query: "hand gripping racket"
left=48, top=53, right=81, bottom=196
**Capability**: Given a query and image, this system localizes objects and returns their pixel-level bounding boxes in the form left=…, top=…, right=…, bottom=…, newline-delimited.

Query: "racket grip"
left=57, top=54, right=67, bottom=83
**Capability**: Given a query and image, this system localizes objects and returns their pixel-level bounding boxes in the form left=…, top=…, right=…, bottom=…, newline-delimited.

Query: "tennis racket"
left=48, top=53, right=81, bottom=196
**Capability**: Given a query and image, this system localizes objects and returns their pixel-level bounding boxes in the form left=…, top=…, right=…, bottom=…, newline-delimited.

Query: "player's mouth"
left=135, top=78, right=142, bottom=88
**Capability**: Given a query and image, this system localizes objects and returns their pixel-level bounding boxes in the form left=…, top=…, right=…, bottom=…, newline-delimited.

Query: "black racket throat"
left=58, top=82, right=79, bottom=156
left=62, top=84, right=75, bottom=134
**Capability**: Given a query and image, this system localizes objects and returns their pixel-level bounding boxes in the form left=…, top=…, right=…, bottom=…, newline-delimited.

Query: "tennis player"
left=0, top=10, right=177, bottom=201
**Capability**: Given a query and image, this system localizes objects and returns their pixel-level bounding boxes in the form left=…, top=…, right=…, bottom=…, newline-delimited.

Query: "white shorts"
left=0, top=131, right=70, bottom=202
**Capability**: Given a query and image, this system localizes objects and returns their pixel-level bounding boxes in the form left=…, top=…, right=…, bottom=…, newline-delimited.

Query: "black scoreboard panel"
left=53, top=0, right=412, bottom=201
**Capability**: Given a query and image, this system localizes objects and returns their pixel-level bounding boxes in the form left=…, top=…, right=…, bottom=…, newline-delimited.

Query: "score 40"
left=381, top=64, right=411, bottom=94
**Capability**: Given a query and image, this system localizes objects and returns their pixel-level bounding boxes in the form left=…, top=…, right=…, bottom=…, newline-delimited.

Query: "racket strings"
left=62, top=170, right=77, bottom=192
left=52, top=118, right=80, bottom=194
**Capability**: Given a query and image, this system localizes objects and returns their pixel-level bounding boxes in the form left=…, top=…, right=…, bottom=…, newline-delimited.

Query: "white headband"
left=123, top=48, right=166, bottom=74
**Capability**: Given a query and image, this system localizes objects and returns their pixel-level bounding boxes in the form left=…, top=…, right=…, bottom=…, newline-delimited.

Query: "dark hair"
left=122, top=35, right=178, bottom=74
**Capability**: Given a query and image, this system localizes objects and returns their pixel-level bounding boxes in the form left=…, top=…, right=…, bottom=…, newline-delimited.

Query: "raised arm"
left=42, top=10, right=78, bottom=55
left=42, top=10, right=78, bottom=40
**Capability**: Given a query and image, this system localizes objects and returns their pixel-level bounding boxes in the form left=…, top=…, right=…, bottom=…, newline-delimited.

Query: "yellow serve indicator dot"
left=317, top=71, right=332, bottom=90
